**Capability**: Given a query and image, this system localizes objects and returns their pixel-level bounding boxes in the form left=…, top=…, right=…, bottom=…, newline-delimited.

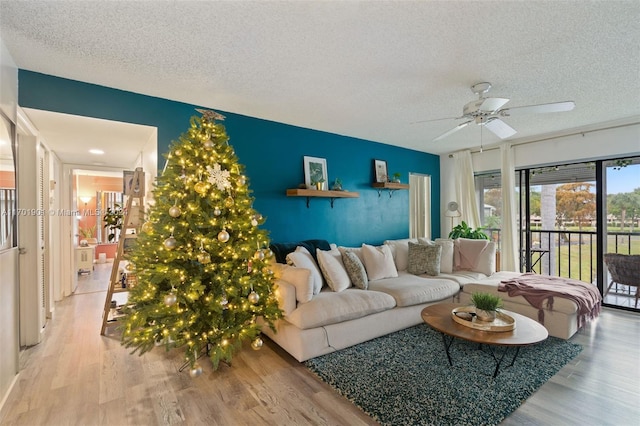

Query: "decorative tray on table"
left=451, top=306, right=516, bottom=332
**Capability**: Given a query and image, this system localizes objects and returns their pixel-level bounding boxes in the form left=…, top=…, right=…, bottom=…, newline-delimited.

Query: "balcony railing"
left=484, top=228, right=640, bottom=284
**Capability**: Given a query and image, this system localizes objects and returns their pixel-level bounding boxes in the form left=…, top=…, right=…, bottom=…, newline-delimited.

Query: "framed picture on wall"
left=374, top=159, right=388, bottom=183
left=303, top=156, right=328, bottom=189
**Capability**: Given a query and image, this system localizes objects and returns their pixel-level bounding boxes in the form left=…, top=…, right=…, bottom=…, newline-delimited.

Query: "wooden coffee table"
left=421, top=303, right=548, bottom=377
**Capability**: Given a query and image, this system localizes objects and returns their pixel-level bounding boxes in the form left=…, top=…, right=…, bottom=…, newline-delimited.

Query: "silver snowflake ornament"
left=207, top=163, right=231, bottom=191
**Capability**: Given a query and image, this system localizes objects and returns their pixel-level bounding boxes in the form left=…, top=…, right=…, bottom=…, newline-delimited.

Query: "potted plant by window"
left=470, top=292, right=503, bottom=322
left=448, top=221, right=489, bottom=240
left=79, top=225, right=98, bottom=245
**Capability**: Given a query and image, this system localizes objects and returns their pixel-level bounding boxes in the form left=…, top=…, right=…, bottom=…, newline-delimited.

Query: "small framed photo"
left=374, top=159, right=388, bottom=183
left=303, top=156, right=328, bottom=188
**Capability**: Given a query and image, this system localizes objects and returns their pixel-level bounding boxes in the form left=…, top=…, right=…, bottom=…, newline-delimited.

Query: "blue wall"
left=18, top=71, right=440, bottom=245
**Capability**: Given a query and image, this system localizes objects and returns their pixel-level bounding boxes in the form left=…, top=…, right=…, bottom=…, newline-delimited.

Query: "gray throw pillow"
left=407, top=242, right=442, bottom=276
left=341, top=250, right=368, bottom=289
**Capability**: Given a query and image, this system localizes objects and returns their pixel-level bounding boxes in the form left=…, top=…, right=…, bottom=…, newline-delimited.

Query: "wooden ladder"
left=100, top=167, right=145, bottom=335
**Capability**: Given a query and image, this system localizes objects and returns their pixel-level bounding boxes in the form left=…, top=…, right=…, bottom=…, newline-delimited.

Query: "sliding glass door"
left=477, top=156, right=639, bottom=313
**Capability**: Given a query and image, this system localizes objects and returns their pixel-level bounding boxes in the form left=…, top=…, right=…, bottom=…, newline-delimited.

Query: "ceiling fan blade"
left=411, top=116, right=460, bottom=125
left=433, top=120, right=472, bottom=141
left=499, top=101, right=575, bottom=117
left=479, top=97, right=510, bottom=112
left=483, top=118, right=517, bottom=139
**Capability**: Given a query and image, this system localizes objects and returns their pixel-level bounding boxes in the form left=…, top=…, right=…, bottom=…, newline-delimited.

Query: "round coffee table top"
left=421, top=303, right=548, bottom=346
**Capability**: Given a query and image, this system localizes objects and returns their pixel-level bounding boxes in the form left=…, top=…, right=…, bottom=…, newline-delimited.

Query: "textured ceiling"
left=1, top=0, right=639, bottom=160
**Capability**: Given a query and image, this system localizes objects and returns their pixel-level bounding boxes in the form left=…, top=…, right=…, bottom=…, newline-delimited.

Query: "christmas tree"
left=121, top=109, right=282, bottom=376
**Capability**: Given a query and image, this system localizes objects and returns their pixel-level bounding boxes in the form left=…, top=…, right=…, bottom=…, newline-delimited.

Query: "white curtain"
left=500, top=144, right=518, bottom=271
left=409, top=173, right=431, bottom=239
left=454, top=150, right=481, bottom=228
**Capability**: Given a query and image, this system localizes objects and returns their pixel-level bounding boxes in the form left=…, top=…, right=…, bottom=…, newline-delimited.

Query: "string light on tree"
left=120, top=109, right=282, bottom=376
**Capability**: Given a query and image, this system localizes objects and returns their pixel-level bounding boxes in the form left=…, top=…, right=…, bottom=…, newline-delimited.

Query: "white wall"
left=439, top=120, right=640, bottom=237
left=0, top=36, right=19, bottom=412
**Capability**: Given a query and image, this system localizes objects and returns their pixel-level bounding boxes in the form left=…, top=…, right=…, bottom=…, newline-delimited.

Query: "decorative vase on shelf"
left=315, top=182, right=324, bottom=191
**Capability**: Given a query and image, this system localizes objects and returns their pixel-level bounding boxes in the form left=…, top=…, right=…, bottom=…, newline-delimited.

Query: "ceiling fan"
left=416, top=82, right=575, bottom=142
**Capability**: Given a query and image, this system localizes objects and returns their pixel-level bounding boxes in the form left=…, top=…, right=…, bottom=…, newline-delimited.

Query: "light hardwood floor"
left=1, top=263, right=638, bottom=425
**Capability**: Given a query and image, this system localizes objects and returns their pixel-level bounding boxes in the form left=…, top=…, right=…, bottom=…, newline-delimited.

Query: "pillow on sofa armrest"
left=273, top=279, right=297, bottom=316
left=286, top=246, right=324, bottom=294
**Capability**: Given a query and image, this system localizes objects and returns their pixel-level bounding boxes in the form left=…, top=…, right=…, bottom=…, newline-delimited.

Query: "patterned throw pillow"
left=407, top=241, right=442, bottom=276
left=341, top=249, right=368, bottom=289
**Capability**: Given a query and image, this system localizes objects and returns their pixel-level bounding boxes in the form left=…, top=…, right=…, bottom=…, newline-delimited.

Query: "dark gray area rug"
left=304, top=323, right=582, bottom=426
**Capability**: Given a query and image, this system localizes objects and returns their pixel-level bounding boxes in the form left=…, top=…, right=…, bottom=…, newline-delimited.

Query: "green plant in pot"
left=448, top=220, right=489, bottom=240
left=103, top=204, right=123, bottom=242
left=470, top=292, right=503, bottom=322
left=391, top=172, right=402, bottom=183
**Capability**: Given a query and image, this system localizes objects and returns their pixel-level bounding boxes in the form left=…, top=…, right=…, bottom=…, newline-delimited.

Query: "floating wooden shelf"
left=372, top=182, right=409, bottom=197
left=286, top=188, right=359, bottom=208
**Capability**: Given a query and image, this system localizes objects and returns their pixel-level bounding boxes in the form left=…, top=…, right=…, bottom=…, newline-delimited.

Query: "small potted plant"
left=331, top=178, right=343, bottom=191
left=470, top=292, right=503, bottom=322
left=390, top=172, right=402, bottom=183
left=311, top=178, right=325, bottom=191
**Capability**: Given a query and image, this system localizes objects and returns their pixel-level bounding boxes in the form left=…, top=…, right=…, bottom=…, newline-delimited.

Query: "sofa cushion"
left=273, top=279, right=297, bottom=316
left=286, top=246, right=323, bottom=294
left=272, top=263, right=314, bottom=303
left=341, top=250, right=368, bottom=289
left=383, top=238, right=418, bottom=271
left=368, top=271, right=460, bottom=307
left=317, top=247, right=351, bottom=292
left=430, top=271, right=489, bottom=286
left=361, top=244, right=398, bottom=281
left=461, top=271, right=578, bottom=315
left=434, top=238, right=455, bottom=274
left=286, top=288, right=396, bottom=329
left=454, top=238, right=496, bottom=276
left=407, top=242, right=442, bottom=276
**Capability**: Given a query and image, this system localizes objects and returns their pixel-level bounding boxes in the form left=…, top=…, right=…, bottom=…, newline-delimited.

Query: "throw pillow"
left=383, top=238, right=417, bottom=271
left=286, top=246, right=323, bottom=294
left=341, top=249, right=368, bottom=289
left=317, top=248, right=351, bottom=292
left=273, top=263, right=315, bottom=303
left=434, top=238, right=455, bottom=274
left=407, top=241, right=442, bottom=276
left=361, top=244, right=398, bottom=281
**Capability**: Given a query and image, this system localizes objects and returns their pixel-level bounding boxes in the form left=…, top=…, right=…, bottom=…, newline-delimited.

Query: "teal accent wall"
left=18, top=71, right=440, bottom=245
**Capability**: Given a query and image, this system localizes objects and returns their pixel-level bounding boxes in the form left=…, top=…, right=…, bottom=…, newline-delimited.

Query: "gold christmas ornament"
left=197, top=251, right=211, bottom=264
left=141, top=221, right=153, bottom=233
left=248, top=291, right=260, bottom=304
left=224, top=196, right=234, bottom=208
left=164, top=292, right=177, bottom=306
left=213, top=207, right=222, bottom=216
left=251, top=337, right=263, bottom=351
left=164, top=236, right=177, bottom=249
left=194, top=181, right=208, bottom=196
left=203, top=139, right=214, bottom=150
left=238, top=175, right=246, bottom=186
left=217, top=230, right=230, bottom=242
left=189, top=363, right=203, bottom=378
left=169, top=205, right=181, bottom=218
left=254, top=249, right=265, bottom=261
left=251, top=218, right=258, bottom=227
left=174, top=149, right=182, bottom=156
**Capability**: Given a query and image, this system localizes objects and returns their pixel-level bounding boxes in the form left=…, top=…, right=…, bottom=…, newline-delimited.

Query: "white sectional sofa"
left=261, top=237, right=588, bottom=362
left=261, top=238, right=498, bottom=362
